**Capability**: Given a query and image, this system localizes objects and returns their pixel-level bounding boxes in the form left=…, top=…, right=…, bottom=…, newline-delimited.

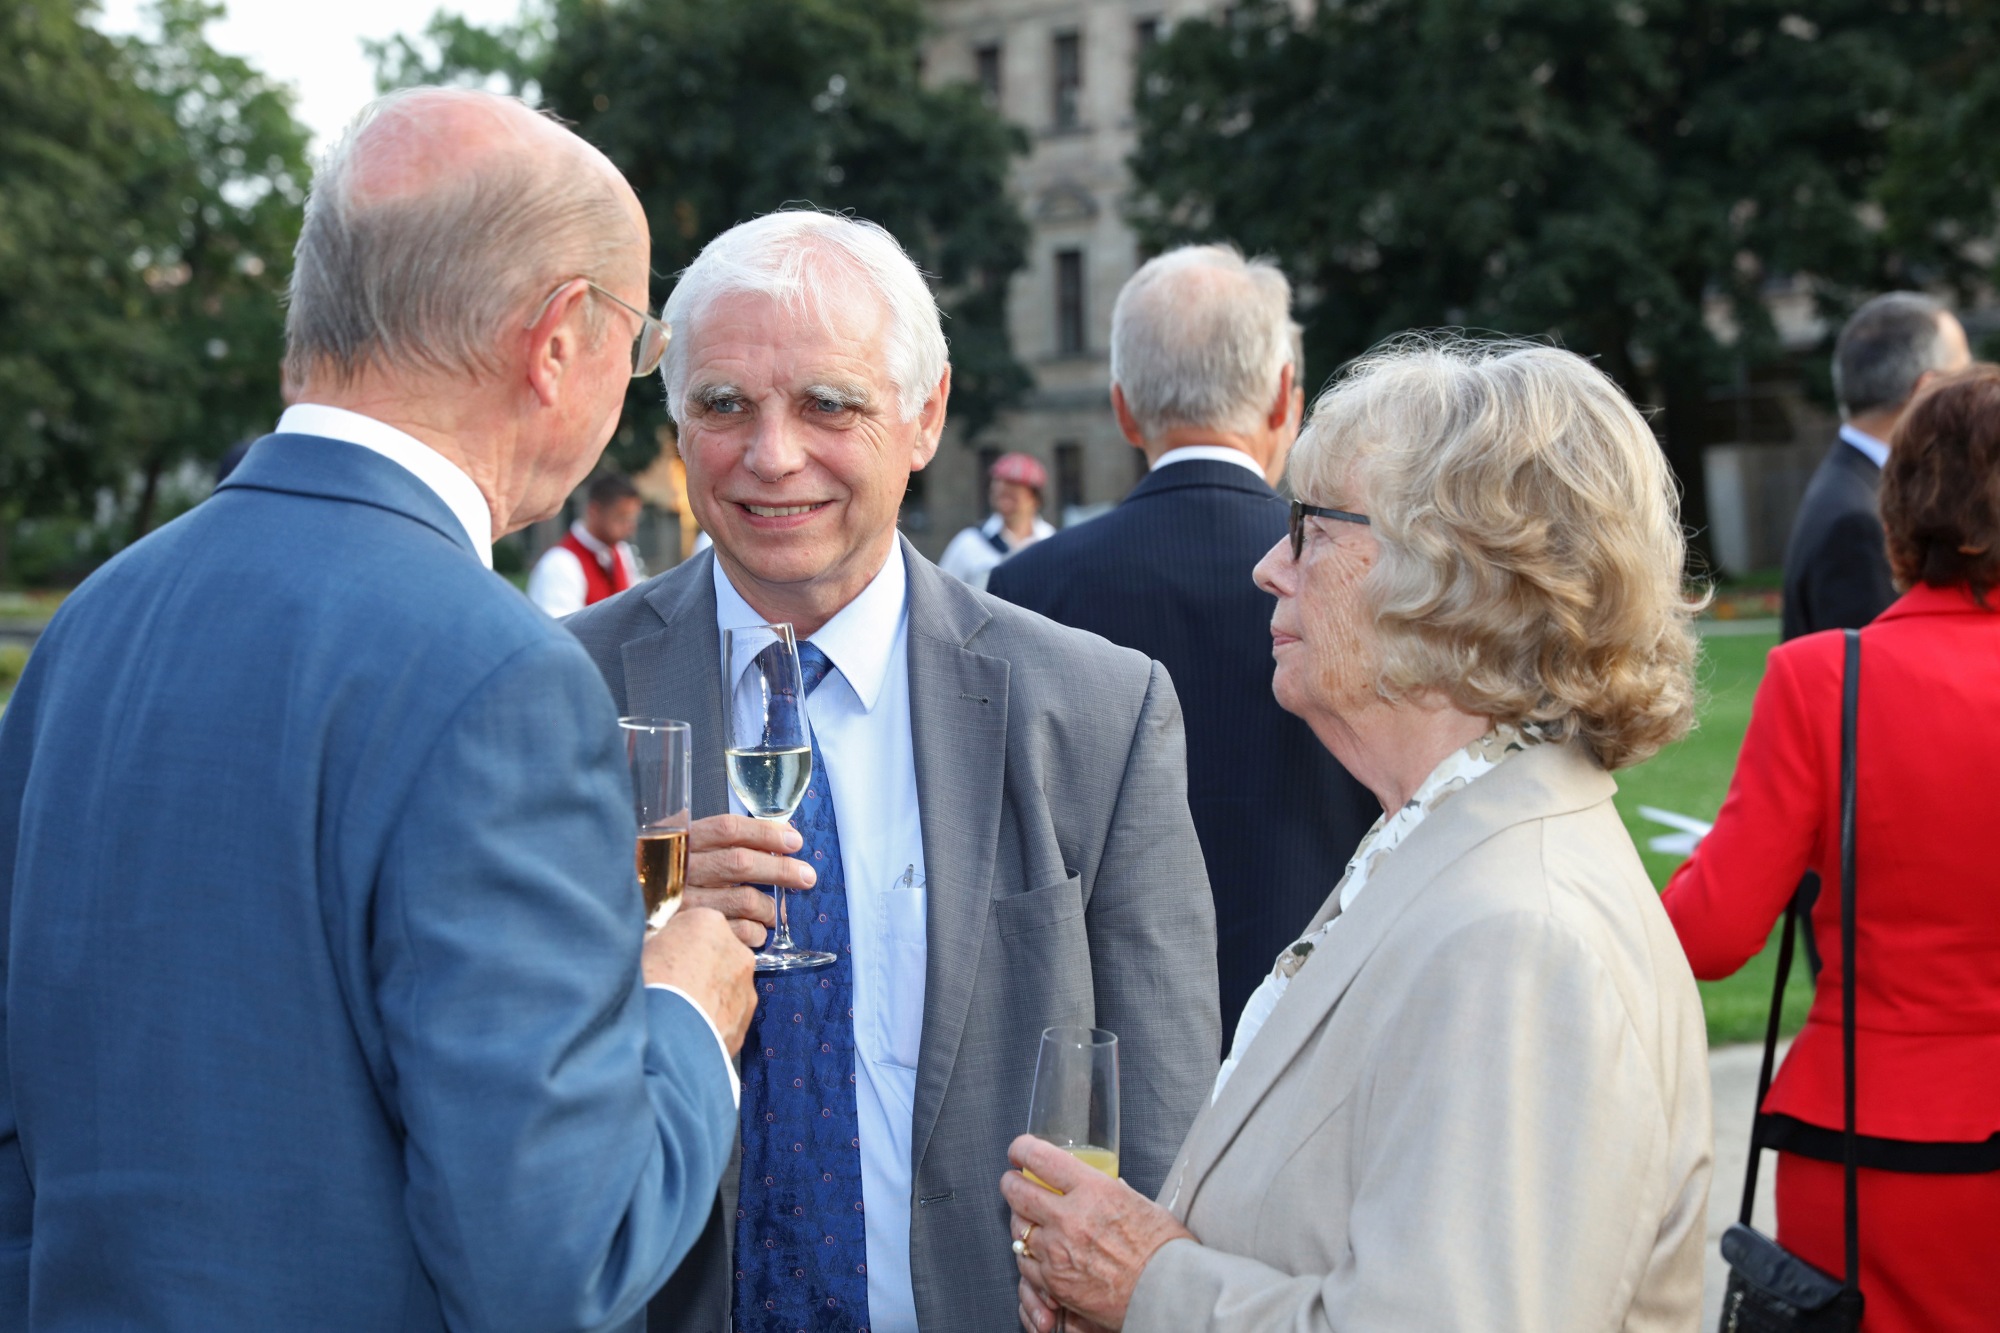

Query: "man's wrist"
left=646, top=983, right=741, bottom=1106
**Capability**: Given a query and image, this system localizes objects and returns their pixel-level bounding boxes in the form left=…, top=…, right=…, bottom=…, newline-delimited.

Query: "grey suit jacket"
left=1128, top=742, right=1712, bottom=1333
left=563, top=539, right=1221, bottom=1332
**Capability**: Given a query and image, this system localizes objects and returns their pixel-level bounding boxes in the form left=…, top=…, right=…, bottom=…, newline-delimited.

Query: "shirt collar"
left=278, top=403, right=494, bottom=568
left=981, top=512, right=1056, bottom=545
left=710, top=543, right=907, bottom=712
left=1839, top=423, right=1890, bottom=469
left=1152, top=445, right=1269, bottom=480
left=568, top=519, right=614, bottom=559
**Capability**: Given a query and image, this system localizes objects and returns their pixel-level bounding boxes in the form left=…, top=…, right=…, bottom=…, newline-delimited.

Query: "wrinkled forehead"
left=681, top=283, right=894, bottom=393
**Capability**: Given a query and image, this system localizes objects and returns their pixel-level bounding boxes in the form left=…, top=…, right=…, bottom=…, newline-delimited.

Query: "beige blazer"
left=1128, top=741, right=1712, bottom=1332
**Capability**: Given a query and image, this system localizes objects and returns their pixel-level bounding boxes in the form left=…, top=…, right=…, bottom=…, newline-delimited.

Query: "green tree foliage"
left=1131, top=0, right=1992, bottom=546
left=0, top=0, right=308, bottom=577
left=120, top=0, right=311, bottom=533
left=381, top=0, right=1031, bottom=470
left=2, top=0, right=171, bottom=570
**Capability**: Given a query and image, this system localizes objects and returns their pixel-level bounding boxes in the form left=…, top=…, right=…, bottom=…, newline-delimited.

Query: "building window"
left=1052, top=30, right=1082, bottom=130
left=900, top=464, right=929, bottom=532
left=1055, top=442, right=1085, bottom=519
left=975, top=42, right=1002, bottom=107
left=976, top=445, right=1002, bottom=505
left=1055, top=249, right=1086, bottom=356
left=1135, top=18, right=1161, bottom=54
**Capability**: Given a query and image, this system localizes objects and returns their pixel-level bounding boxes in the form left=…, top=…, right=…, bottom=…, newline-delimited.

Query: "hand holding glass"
left=621, top=717, right=690, bottom=931
left=721, top=623, right=836, bottom=972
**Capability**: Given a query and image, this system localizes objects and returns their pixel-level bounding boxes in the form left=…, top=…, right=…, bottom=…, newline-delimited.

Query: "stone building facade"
left=907, top=0, right=1227, bottom=558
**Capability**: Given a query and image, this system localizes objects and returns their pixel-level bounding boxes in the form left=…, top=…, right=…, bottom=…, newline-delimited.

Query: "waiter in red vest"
left=527, top=471, right=646, bottom=617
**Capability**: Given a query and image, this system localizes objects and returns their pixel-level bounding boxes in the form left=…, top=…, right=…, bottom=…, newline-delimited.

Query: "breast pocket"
left=873, top=866, right=927, bottom=1072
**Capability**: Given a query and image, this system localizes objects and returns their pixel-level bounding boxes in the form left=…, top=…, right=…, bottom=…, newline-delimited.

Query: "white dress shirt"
left=277, top=407, right=740, bottom=1104
left=277, top=403, right=494, bottom=568
left=1151, top=444, right=1269, bottom=480
left=713, top=546, right=927, bottom=1333
left=937, top=512, right=1056, bottom=590
left=526, top=520, right=644, bottom=618
left=1839, top=422, right=1890, bottom=469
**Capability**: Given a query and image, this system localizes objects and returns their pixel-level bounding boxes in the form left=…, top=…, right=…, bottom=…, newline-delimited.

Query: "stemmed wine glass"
left=721, top=622, right=836, bottom=972
left=1023, top=1026, right=1121, bottom=1333
left=620, top=717, right=690, bottom=932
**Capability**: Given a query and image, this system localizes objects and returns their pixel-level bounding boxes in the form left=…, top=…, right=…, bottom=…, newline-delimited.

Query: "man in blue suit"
left=989, top=246, right=1378, bottom=1048
left=0, top=88, right=755, bottom=1332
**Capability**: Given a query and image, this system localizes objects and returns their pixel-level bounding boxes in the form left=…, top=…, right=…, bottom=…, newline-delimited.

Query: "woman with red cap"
left=939, top=451, right=1056, bottom=590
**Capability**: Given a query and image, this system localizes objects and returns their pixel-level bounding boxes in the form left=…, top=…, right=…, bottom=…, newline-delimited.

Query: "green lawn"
left=1611, top=627, right=1814, bottom=1044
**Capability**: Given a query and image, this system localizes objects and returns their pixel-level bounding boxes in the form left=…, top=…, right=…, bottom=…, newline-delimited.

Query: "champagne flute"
left=621, top=717, right=690, bottom=931
left=1025, top=1026, right=1121, bottom=1181
left=1024, top=1026, right=1120, bottom=1333
left=721, top=622, right=836, bottom=972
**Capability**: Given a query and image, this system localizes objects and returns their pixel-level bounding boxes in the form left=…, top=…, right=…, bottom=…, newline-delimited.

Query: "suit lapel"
left=623, top=551, right=730, bottom=819
left=1167, top=742, right=1616, bottom=1214
left=901, top=540, right=1012, bottom=1171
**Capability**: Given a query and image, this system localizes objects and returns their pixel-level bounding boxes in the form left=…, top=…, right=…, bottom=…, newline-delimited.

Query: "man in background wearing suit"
left=0, top=89, right=755, bottom=1332
left=989, top=246, right=1377, bottom=1046
left=1783, top=291, right=1971, bottom=641
left=564, top=210, right=1219, bottom=1333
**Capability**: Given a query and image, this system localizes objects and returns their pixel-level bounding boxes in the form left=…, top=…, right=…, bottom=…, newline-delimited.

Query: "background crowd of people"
left=3, top=77, right=1998, bottom=1333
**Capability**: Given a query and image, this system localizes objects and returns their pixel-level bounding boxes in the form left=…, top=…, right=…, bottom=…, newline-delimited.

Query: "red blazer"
left=1662, top=583, right=2000, bottom=1143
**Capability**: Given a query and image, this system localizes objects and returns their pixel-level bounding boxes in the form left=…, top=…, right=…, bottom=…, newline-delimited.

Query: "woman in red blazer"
left=1663, top=365, right=2000, bottom=1331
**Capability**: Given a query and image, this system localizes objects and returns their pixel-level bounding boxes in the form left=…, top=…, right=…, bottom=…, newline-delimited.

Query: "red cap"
left=990, top=452, right=1047, bottom=491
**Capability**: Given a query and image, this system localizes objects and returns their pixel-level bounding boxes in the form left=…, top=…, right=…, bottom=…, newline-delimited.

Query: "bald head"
left=285, top=87, right=645, bottom=391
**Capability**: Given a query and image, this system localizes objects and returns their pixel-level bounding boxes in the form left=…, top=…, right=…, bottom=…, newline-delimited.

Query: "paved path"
left=1703, top=1041, right=1785, bottom=1328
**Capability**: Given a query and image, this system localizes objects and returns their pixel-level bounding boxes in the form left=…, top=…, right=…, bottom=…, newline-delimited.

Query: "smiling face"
left=677, top=285, right=947, bottom=632
left=1252, top=469, right=1383, bottom=747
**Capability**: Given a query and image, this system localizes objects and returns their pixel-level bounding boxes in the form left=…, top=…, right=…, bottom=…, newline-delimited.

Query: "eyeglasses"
left=1289, top=500, right=1370, bottom=561
left=527, top=279, right=670, bottom=378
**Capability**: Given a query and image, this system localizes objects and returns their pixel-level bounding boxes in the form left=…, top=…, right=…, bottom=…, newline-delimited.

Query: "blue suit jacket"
left=988, top=459, right=1378, bottom=1045
left=0, top=435, right=735, bottom=1331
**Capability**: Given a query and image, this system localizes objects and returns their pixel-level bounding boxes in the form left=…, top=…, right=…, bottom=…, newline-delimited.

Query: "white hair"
left=661, top=210, right=948, bottom=422
left=285, top=87, right=634, bottom=387
left=1109, top=244, right=1294, bottom=440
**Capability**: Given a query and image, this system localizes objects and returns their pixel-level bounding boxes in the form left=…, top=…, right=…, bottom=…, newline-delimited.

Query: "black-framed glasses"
left=526, top=278, right=670, bottom=378
left=1289, top=500, right=1370, bottom=561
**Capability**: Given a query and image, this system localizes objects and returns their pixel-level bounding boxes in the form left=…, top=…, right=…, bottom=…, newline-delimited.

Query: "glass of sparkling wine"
left=721, top=622, right=836, bottom=973
left=621, top=717, right=690, bottom=932
left=1025, top=1026, right=1119, bottom=1332
left=1026, top=1025, right=1120, bottom=1181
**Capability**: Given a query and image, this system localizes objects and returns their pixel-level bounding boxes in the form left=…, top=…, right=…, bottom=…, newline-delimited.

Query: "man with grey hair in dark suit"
left=989, top=245, right=1376, bottom=1049
left=1782, top=291, right=1972, bottom=641
left=564, top=209, right=1218, bottom=1333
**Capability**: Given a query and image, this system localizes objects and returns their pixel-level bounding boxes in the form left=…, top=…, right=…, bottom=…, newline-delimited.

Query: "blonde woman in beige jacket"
left=999, top=337, right=1713, bottom=1333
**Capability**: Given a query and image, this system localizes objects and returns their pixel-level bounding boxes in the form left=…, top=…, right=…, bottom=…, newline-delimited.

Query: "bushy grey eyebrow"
left=689, top=382, right=743, bottom=409
left=802, top=382, right=872, bottom=410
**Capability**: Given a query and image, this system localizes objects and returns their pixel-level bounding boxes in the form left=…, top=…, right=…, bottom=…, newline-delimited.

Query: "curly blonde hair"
left=1289, top=336, right=1698, bottom=770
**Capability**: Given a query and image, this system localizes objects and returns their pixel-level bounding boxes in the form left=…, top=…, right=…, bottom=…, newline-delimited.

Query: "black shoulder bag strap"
left=1737, top=628, right=1863, bottom=1315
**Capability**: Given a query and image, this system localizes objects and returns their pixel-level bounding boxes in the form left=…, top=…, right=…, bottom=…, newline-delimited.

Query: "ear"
left=1111, top=384, right=1148, bottom=449
left=910, top=365, right=951, bottom=470
left=524, top=279, right=593, bottom=408
left=1266, top=362, right=1297, bottom=432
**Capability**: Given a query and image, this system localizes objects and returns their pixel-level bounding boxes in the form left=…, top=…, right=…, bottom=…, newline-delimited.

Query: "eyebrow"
left=802, top=382, right=872, bottom=410
left=688, top=382, right=743, bottom=410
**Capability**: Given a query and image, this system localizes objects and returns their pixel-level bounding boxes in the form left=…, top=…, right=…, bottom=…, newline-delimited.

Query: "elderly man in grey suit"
left=563, top=210, right=1219, bottom=1333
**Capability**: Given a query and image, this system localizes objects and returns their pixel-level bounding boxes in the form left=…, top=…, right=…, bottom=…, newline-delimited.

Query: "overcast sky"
left=95, top=0, right=530, bottom=148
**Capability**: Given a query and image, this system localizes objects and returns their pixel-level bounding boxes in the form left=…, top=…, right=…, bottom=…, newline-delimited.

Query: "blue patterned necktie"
left=734, top=642, right=871, bottom=1332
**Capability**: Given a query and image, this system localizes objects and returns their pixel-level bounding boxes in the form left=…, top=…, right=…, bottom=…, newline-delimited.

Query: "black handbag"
left=1716, top=628, right=1865, bottom=1332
